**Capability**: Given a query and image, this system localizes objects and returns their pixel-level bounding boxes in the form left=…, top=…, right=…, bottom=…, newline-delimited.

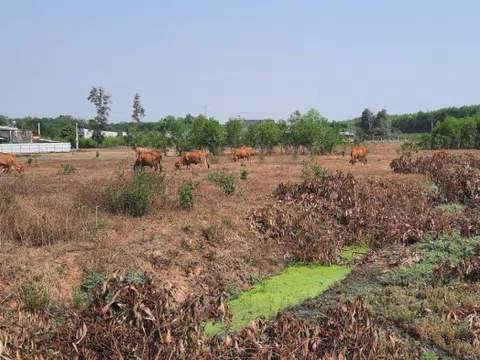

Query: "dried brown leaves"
left=249, top=171, right=480, bottom=263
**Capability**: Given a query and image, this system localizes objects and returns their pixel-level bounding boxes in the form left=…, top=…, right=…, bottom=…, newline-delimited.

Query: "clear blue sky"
left=1, top=0, right=479, bottom=123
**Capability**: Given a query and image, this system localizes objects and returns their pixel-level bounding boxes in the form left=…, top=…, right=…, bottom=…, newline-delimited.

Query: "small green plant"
left=247, top=273, right=262, bottom=285
left=56, top=264, right=66, bottom=276
left=27, top=155, right=39, bottom=166
left=202, top=225, right=218, bottom=242
left=19, top=282, right=51, bottom=312
left=240, top=169, right=249, bottom=180
left=178, top=179, right=199, bottom=210
left=59, top=163, right=76, bottom=175
left=225, top=280, right=242, bottom=300
left=0, top=188, right=16, bottom=215
left=398, top=141, right=420, bottom=155
left=96, top=150, right=100, bottom=158
left=210, top=157, right=219, bottom=164
left=208, top=171, right=237, bottom=195
left=182, top=225, right=193, bottom=233
left=301, top=160, right=326, bottom=181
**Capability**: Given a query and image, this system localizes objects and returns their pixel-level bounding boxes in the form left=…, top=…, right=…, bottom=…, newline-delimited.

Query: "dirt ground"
left=0, top=142, right=475, bottom=305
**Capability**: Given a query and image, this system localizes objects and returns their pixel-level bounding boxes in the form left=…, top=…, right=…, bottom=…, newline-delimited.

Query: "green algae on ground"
left=204, top=264, right=351, bottom=335
left=341, top=243, right=370, bottom=262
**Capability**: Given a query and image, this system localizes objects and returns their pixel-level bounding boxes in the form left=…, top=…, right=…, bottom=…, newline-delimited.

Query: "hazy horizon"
left=1, top=0, right=479, bottom=123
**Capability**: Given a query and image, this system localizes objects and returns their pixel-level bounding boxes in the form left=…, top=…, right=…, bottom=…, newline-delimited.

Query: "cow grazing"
left=133, top=150, right=162, bottom=172
left=433, top=150, right=449, bottom=161
left=0, top=153, right=24, bottom=174
left=233, top=147, right=252, bottom=162
left=178, top=150, right=210, bottom=169
left=349, top=146, right=368, bottom=165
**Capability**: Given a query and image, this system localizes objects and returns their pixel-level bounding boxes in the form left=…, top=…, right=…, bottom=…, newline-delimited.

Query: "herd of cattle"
left=0, top=145, right=370, bottom=175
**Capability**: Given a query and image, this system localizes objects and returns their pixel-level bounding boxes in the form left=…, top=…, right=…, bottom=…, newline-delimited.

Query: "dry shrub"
left=391, top=153, right=480, bottom=207
left=249, top=171, right=480, bottom=262
left=0, top=197, right=89, bottom=246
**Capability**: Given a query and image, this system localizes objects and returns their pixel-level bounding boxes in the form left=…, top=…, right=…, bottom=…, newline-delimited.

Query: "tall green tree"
left=88, top=86, right=112, bottom=141
left=157, top=115, right=189, bottom=154
left=257, top=119, right=280, bottom=154
left=132, top=93, right=145, bottom=122
left=360, top=108, right=375, bottom=131
left=224, top=118, right=245, bottom=150
left=375, top=109, right=391, bottom=135
left=189, top=115, right=224, bottom=155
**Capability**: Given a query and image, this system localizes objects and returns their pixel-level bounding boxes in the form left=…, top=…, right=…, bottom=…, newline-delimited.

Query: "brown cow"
left=349, top=146, right=368, bottom=165
left=433, top=150, right=449, bottom=161
left=233, top=147, right=252, bottom=162
left=133, top=150, right=162, bottom=172
left=178, top=150, right=210, bottom=169
left=0, top=153, right=24, bottom=174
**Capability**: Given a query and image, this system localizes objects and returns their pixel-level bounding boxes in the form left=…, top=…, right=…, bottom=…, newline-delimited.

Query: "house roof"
left=0, top=126, right=17, bottom=131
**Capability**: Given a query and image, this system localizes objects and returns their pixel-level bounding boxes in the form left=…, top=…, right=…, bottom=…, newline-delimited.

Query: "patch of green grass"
left=19, top=282, right=51, bottom=312
left=385, top=232, right=480, bottom=286
left=434, top=203, right=465, bottom=213
left=126, top=269, right=148, bottom=286
left=210, top=157, right=219, bottom=164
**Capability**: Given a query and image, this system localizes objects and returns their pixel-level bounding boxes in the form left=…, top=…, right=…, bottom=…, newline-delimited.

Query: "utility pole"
left=204, top=105, right=207, bottom=117
left=37, top=123, right=41, bottom=138
left=75, top=123, right=79, bottom=150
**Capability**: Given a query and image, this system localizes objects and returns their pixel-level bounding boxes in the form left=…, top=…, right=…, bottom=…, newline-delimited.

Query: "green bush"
left=208, top=171, right=237, bottom=195
left=102, top=137, right=127, bottom=148
left=58, top=164, right=76, bottom=175
left=240, top=169, right=249, bottom=180
left=79, top=137, right=99, bottom=148
left=301, top=160, right=326, bottom=181
left=178, top=179, right=199, bottom=210
left=106, top=172, right=167, bottom=217
left=27, top=155, right=39, bottom=166
left=0, top=188, right=16, bottom=215
left=210, top=157, right=220, bottom=164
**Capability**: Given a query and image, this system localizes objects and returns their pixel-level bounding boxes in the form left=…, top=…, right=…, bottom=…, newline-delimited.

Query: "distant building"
left=79, top=128, right=127, bottom=139
left=0, top=126, right=33, bottom=144
left=339, top=131, right=355, bottom=138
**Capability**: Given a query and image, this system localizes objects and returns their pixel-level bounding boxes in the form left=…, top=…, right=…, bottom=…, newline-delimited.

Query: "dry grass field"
left=0, top=142, right=418, bottom=303
left=2, top=142, right=480, bottom=358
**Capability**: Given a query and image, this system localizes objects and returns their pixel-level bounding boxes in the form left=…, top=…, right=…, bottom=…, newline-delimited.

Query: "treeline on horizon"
left=0, top=110, right=345, bottom=155
left=2, top=103, right=480, bottom=152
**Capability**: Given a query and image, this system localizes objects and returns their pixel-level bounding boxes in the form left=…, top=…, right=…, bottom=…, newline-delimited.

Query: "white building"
left=79, top=128, right=127, bottom=139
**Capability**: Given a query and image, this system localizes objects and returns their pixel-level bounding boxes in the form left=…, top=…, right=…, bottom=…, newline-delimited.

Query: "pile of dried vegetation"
left=0, top=271, right=421, bottom=359
left=390, top=153, right=480, bottom=207
left=249, top=171, right=480, bottom=263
